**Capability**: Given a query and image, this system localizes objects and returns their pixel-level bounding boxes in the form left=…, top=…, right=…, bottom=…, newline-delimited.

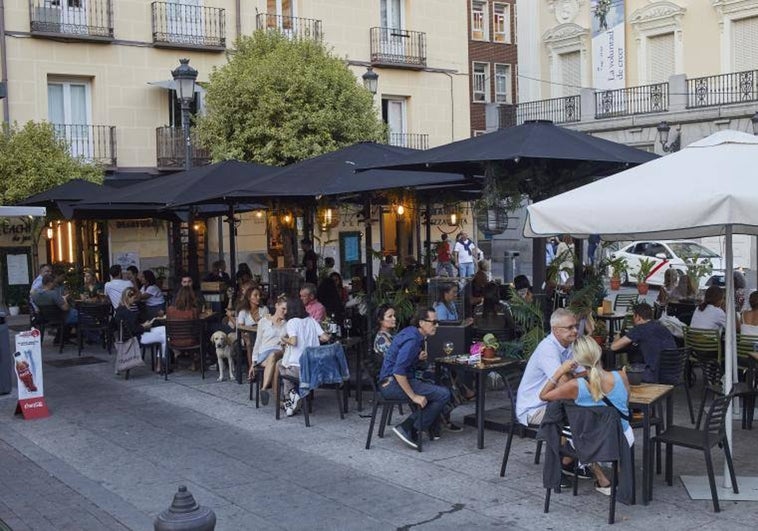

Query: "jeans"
left=380, top=378, right=451, bottom=432
left=458, top=262, right=474, bottom=278
left=436, top=261, right=456, bottom=277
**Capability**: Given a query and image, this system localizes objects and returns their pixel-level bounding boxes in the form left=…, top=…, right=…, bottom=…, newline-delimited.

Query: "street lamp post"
left=362, top=66, right=378, bottom=95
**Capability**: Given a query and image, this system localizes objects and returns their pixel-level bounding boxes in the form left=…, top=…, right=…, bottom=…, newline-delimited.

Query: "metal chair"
left=736, top=334, right=758, bottom=429
left=165, top=319, right=204, bottom=381
left=36, top=304, right=70, bottom=353
left=76, top=301, right=112, bottom=356
left=658, top=347, right=695, bottom=424
left=499, top=360, right=544, bottom=477
left=652, top=393, right=738, bottom=513
left=693, top=351, right=755, bottom=431
left=613, top=293, right=638, bottom=312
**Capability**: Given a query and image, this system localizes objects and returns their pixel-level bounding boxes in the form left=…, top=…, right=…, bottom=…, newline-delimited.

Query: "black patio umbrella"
left=19, top=178, right=110, bottom=217
left=359, top=120, right=659, bottom=289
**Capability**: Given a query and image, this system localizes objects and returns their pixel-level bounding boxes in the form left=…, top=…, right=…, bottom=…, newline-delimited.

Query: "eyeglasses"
left=421, top=319, right=440, bottom=326
left=555, top=324, right=579, bottom=331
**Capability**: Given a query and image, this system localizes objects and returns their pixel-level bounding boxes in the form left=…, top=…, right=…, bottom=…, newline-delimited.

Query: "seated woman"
left=690, top=285, right=729, bottom=331
left=167, top=286, right=200, bottom=370
left=373, top=304, right=396, bottom=363
left=234, top=286, right=270, bottom=368
left=330, top=272, right=348, bottom=305
left=741, top=291, right=758, bottom=336
left=82, top=269, right=102, bottom=300
left=248, top=295, right=288, bottom=404
left=115, top=287, right=167, bottom=373
left=140, top=270, right=165, bottom=319
left=539, top=335, right=633, bottom=496
left=473, top=282, right=515, bottom=338
left=656, top=268, right=680, bottom=306
left=434, top=283, right=462, bottom=323
left=670, top=273, right=698, bottom=302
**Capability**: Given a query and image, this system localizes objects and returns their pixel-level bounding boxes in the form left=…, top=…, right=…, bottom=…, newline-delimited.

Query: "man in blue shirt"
left=611, top=302, right=675, bottom=382
left=379, top=307, right=451, bottom=450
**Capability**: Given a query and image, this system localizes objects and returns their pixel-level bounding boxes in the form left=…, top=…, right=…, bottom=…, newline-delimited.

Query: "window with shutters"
left=647, top=32, right=675, bottom=83
left=494, top=63, right=512, bottom=103
left=471, top=1, right=488, bottom=41
left=473, top=62, right=489, bottom=102
left=732, top=16, right=758, bottom=71
left=559, top=51, right=581, bottom=97
left=493, top=3, right=510, bottom=43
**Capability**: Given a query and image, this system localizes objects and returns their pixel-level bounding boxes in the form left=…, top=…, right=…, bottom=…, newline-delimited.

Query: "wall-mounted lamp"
left=657, top=121, right=680, bottom=153
left=396, top=204, right=405, bottom=216
left=45, top=225, right=54, bottom=240
left=254, top=210, right=264, bottom=219
left=362, top=66, right=378, bottom=95
left=751, top=111, right=758, bottom=136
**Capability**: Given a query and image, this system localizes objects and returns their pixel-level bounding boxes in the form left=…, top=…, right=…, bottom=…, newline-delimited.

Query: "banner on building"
left=13, top=329, right=50, bottom=420
left=591, top=0, right=625, bottom=90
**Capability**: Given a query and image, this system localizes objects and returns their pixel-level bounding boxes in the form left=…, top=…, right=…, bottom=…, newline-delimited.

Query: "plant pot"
left=610, top=277, right=621, bottom=291
left=637, top=282, right=649, bottom=295
left=481, top=346, right=496, bottom=359
left=8, top=306, right=20, bottom=316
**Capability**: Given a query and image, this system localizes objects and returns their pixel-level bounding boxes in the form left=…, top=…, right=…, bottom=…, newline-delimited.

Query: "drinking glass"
left=443, top=341, right=454, bottom=356
left=344, top=318, right=352, bottom=338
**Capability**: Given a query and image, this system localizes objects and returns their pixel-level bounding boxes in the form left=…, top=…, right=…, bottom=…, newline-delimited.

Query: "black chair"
left=36, top=304, right=70, bottom=353
left=658, top=347, right=695, bottom=424
left=165, top=319, right=204, bottom=381
left=76, top=302, right=112, bottom=356
left=652, top=393, right=738, bottom=512
left=499, top=360, right=544, bottom=477
left=694, top=353, right=755, bottom=431
left=248, top=362, right=266, bottom=407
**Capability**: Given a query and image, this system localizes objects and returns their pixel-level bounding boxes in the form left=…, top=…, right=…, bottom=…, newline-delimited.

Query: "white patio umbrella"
left=524, top=130, right=758, bottom=488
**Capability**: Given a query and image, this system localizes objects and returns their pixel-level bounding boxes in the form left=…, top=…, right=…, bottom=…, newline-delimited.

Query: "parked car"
left=610, top=240, right=723, bottom=288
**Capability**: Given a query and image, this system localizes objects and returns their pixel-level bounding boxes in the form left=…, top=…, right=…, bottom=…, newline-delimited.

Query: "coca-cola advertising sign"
left=14, top=329, right=50, bottom=419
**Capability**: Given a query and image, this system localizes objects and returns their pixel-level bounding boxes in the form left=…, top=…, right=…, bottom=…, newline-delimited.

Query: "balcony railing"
left=30, top=0, right=113, bottom=41
left=498, top=95, right=581, bottom=128
left=388, top=132, right=429, bottom=150
left=370, top=27, right=426, bottom=69
left=54, top=124, right=116, bottom=168
left=594, top=82, right=669, bottom=119
left=156, top=126, right=211, bottom=170
left=687, top=69, right=758, bottom=109
left=151, top=2, right=225, bottom=50
left=255, top=13, right=322, bottom=40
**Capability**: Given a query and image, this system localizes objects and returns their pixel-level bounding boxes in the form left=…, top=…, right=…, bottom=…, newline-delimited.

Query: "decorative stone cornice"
left=543, top=23, right=589, bottom=47
left=711, top=0, right=758, bottom=16
left=630, top=1, right=686, bottom=34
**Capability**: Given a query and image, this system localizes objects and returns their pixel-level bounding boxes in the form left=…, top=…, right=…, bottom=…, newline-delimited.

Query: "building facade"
left=0, top=1, right=474, bottom=284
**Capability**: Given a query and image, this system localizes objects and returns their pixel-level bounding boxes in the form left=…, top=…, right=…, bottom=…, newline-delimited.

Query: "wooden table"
left=435, top=356, right=518, bottom=449
left=629, top=383, right=674, bottom=506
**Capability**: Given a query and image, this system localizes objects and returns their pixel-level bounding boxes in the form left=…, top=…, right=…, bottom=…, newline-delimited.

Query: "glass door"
left=48, top=81, right=92, bottom=160
left=380, top=0, right=404, bottom=58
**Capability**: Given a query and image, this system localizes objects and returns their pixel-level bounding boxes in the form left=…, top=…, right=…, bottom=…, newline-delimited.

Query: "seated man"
left=611, top=302, right=676, bottom=383
left=29, top=263, right=52, bottom=312
left=299, top=283, right=325, bottom=322
left=104, top=265, right=133, bottom=310
left=31, top=273, right=78, bottom=327
left=378, top=307, right=452, bottom=450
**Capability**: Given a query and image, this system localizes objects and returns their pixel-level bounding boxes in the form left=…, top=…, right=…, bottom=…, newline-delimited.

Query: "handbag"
left=115, top=320, right=144, bottom=373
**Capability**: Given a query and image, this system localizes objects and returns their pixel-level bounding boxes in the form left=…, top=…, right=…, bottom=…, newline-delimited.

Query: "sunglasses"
left=421, top=319, right=440, bottom=326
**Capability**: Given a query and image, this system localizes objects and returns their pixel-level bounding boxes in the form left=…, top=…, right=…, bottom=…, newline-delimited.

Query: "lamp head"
left=171, top=58, right=198, bottom=104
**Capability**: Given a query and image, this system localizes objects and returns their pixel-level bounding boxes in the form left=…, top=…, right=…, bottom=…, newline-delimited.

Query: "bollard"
left=154, top=485, right=216, bottom=531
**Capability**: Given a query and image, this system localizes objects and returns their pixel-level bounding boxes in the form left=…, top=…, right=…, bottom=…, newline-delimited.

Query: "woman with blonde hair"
left=539, top=335, right=633, bottom=495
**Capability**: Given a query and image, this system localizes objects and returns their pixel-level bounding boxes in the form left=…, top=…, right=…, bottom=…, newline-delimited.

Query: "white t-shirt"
left=282, top=317, right=324, bottom=368
left=454, top=240, right=475, bottom=264
left=690, top=304, right=726, bottom=331
left=237, top=306, right=270, bottom=327
left=141, top=285, right=165, bottom=307
left=104, top=279, right=133, bottom=309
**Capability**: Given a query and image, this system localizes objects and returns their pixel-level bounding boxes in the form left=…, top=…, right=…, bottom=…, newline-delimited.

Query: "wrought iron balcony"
left=388, top=132, right=429, bottom=150
left=498, top=95, right=581, bottom=128
left=30, top=0, right=113, bottom=42
left=156, top=126, right=211, bottom=170
left=53, top=124, right=116, bottom=168
left=370, top=27, right=426, bottom=69
left=594, top=83, right=669, bottom=119
left=687, top=69, right=758, bottom=109
left=255, top=13, right=322, bottom=40
left=151, top=2, right=225, bottom=51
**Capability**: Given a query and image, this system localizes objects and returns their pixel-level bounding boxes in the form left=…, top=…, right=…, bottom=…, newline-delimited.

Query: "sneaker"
left=285, top=405, right=296, bottom=417
left=428, top=427, right=441, bottom=441
left=260, top=389, right=270, bottom=406
left=559, top=476, right=573, bottom=489
left=392, top=424, right=419, bottom=450
left=281, top=398, right=292, bottom=411
left=561, top=462, right=593, bottom=480
left=595, top=482, right=611, bottom=496
left=289, top=390, right=301, bottom=412
left=443, top=422, right=463, bottom=433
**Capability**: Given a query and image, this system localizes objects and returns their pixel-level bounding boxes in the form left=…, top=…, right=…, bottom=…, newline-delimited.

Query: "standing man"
left=378, top=307, right=452, bottom=449
left=516, top=308, right=580, bottom=426
left=299, top=283, right=325, bottom=322
left=104, top=265, right=133, bottom=310
left=435, top=233, right=455, bottom=277
left=301, top=239, right=319, bottom=284
left=611, top=302, right=675, bottom=383
left=453, top=232, right=476, bottom=278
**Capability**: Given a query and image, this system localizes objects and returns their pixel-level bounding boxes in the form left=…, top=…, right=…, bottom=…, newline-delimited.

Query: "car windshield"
left=668, top=242, right=719, bottom=259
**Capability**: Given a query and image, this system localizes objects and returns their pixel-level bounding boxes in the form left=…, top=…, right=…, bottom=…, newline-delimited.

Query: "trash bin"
left=503, top=251, right=520, bottom=284
left=0, top=313, right=12, bottom=395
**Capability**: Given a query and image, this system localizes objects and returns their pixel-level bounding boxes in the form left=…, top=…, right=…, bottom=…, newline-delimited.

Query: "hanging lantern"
left=282, top=212, right=293, bottom=227
left=396, top=204, right=405, bottom=216
left=443, top=204, right=459, bottom=226
left=316, top=203, right=341, bottom=231
left=475, top=200, right=509, bottom=236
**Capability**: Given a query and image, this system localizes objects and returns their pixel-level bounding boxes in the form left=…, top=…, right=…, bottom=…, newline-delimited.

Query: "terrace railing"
left=54, top=124, right=116, bottom=168
left=594, top=82, right=669, bottom=119
left=687, top=69, right=758, bottom=108
left=498, top=95, right=581, bottom=128
left=151, top=2, right=225, bottom=50
left=29, top=0, right=113, bottom=41
left=156, top=126, right=211, bottom=170
left=370, top=27, right=426, bottom=68
left=387, top=132, right=429, bottom=150
left=255, top=13, right=322, bottom=40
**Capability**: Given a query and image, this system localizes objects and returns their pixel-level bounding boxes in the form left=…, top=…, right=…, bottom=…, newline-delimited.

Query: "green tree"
left=197, top=31, right=386, bottom=165
left=0, top=121, right=102, bottom=204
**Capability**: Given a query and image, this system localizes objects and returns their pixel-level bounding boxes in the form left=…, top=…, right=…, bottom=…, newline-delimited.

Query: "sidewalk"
left=1, top=324, right=757, bottom=529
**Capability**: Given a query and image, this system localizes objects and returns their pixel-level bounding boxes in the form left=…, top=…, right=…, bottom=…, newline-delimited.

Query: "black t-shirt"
left=303, top=250, right=318, bottom=283
left=625, top=320, right=676, bottom=383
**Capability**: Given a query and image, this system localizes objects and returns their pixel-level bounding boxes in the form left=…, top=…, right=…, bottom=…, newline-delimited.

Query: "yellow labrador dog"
left=211, top=331, right=236, bottom=382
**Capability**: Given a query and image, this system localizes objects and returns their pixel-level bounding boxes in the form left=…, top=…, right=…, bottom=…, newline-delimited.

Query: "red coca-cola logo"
left=22, top=400, right=44, bottom=409
left=19, top=329, right=41, bottom=338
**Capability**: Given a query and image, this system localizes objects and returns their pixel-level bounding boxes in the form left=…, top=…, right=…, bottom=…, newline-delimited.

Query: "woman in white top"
left=140, top=270, right=165, bottom=318
left=235, top=286, right=270, bottom=368
left=248, top=296, right=288, bottom=403
left=740, top=291, right=758, bottom=336
left=277, top=297, right=330, bottom=416
left=690, top=285, right=728, bottom=331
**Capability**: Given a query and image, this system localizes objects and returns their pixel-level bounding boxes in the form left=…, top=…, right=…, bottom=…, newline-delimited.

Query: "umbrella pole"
left=424, top=198, right=432, bottom=278
left=533, top=237, right=546, bottom=291
left=723, top=224, right=736, bottom=488
left=227, top=204, right=237, bottom=277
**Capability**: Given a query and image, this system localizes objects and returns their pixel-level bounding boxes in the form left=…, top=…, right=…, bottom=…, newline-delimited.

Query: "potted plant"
left=471, top=333, right=501, bottom=360
left=683, top=255, right=713, bottom=295
left=607, top=256, right=628, bottom=291
left=635, top=257, right=656, bottom=295
left=592, top=319, right=607, bottom=347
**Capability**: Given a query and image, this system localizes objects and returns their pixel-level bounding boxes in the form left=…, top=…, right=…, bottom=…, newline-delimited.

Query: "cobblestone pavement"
left=2, top=320, right=758, bottom=530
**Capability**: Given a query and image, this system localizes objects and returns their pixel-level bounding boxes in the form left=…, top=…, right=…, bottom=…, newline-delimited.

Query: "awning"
left=0, top=206, right=46, bottom=217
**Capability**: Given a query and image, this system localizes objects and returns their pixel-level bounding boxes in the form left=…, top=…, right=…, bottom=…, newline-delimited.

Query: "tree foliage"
left=0, top=121, right=102, bottom=204
left=197, top=31, right=386, bottom=166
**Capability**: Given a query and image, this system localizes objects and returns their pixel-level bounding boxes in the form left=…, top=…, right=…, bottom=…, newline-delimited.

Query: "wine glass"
left=344, top=318, right=352, bottom=338
left=443, top=341, right=454, bottom=357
